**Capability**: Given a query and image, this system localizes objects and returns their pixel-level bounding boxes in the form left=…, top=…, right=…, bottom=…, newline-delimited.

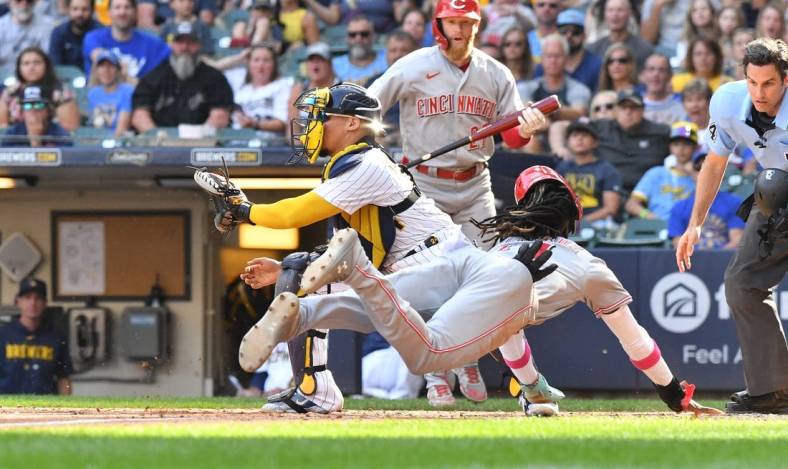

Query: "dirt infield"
left=0, top=407, right=682, bottom=428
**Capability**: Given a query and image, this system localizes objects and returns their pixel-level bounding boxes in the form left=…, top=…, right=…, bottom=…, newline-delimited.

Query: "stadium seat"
left=219, top=9, right=250, bottom=31
left=217, top=127, right=262, bottom=147
left=569, top=220, right=597, bottom=247
left=73, top=126, right=114, bottom=146
left=55, top=65, right=87, bottom=89
left=595, top=218, right=669, bottom=247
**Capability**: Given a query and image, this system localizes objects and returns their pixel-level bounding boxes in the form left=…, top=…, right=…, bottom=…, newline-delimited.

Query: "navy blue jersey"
left=0, top=319, right=73, bottom=394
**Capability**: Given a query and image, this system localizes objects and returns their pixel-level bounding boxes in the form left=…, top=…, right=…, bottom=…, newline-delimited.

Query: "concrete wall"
left=0, top=187, right=216, bottom=396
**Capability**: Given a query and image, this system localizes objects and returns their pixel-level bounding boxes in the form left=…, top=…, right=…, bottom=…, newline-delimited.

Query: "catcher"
left=240, top=166, right=723, bottom=417
left=194, top=82, right=554, bottom=413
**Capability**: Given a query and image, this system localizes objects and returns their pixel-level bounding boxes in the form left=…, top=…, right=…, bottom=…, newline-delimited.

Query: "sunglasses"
left=22, top=102, right=47, bottom=110
left=504, top=40, right=525, bottom=47
left=592, top=103, right=615, bottom=113
left=607, top=57, right=631, bottom=65
left=536, top=2, right=559, bottom=9
left=558, top=26, right=583, bottom=37
left=347, top=31, right=371, bottom=39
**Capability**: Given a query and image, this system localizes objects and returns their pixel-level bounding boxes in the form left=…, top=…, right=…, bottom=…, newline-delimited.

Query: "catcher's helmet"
left=290, top=83, right=383, bottom=164
left=514, top=165, right=583, bottom=220
left=754, top=168, right=788, bottom=218
left=432, top=0, right=481, bottom=49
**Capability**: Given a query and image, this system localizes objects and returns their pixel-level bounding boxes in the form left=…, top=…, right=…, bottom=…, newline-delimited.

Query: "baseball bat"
left=404, top=95, right=561, bottom=169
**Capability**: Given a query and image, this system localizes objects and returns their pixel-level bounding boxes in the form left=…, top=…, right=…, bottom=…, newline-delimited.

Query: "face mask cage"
left=288, top=88, right=329, bottom=165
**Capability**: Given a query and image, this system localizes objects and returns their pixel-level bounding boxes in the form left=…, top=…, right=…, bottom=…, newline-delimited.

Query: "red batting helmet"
left=432, top=0, right=482, bottom=49
left=514, top=165, right=583, bottom=220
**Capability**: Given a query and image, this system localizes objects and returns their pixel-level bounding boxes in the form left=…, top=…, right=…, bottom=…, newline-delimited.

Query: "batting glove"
left=517, top=107, right=547, bottom=138
left=514, top=239, right=558, bottom=282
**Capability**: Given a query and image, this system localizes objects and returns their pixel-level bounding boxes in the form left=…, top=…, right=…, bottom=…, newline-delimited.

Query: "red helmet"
left=514, top=165, right=583, bottom=220
left=432, top=0, right=482, bottom=49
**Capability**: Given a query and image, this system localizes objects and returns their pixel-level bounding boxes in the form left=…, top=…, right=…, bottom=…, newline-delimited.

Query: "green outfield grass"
left=0, top=396, right=786, bottom=469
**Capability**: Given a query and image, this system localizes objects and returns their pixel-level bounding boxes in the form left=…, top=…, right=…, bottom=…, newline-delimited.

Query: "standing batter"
left=240, top=167, right=721, bottom=417
left=675, top=38, right=788, bottom=415
left=367, top=0, right=545, bottom=401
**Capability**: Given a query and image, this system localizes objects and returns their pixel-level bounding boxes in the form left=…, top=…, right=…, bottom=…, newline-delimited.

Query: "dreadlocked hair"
left=471, top=180, right=579, bottom=245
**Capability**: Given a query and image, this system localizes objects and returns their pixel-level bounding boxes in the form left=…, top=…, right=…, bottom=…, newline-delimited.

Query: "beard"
left=349, top=45, right=371, bottom=61
left=170, top=54, right=199, bottom=80
left=568, top=42, right=583, bottom=55
left=446, top=38, right=473, bottom=63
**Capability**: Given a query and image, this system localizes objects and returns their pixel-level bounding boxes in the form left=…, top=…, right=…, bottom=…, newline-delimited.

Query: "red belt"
left=413, top=163, right=486, bottom=182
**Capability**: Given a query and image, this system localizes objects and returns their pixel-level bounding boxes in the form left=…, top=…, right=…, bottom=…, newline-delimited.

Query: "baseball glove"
left=193, top=167, right=254, bottom=233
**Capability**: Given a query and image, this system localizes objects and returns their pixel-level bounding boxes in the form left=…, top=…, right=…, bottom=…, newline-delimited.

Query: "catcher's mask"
left=289, top=83, right=384, bottom=164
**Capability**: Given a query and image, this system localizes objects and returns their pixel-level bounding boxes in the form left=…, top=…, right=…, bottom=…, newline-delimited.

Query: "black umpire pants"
left=724, top=206, right=788, bottom=396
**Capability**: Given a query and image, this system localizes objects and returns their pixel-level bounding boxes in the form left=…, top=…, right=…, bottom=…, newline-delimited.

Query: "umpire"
left=676, top=38, right=788, bottom=414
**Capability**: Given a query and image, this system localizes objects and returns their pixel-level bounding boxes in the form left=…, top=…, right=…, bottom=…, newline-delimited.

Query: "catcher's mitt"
left=193, top=166, right=254, bottom=233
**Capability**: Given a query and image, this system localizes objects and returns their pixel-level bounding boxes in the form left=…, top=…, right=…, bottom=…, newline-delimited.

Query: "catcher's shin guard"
left=275, top=250, right=330, bottom=397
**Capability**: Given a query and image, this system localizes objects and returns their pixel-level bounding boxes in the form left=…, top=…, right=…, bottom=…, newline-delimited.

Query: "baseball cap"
left=670, top=121, right=699, bottom=145
left=96, top=50, right=120, bottom=67
left=17, top=277, right=47, bottom=299
left=566, top=118, right=598, bottom=140
left=557, top=9, right=585, bottom=28
left=21, top=86, right=49, bottom=105
left=174, top=21, right=199, bottom=41
left=617, top=90, right=644, bottom=108
left=304, top=42, right=331, bottom=61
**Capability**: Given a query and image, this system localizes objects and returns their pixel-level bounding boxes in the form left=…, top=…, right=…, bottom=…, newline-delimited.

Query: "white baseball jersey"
left=490, top=236, right=633, bottom=324
left=368, top=46, right=523, bottom=169
left=313, top=147, right=466, bottom=271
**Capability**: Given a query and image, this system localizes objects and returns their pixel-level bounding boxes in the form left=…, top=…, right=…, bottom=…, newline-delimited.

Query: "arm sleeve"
left=249, top=190, right=341, bottom=228
left=497, top=66, right=524, bottom=115
left=82, top=31, right=99, bottom=76
left=207, top=72, right=235, bottom=108
left=583, top=256, right=633, bottom=316
left=48, top=27, right=64, bottom=65
left=131, top=76, right=157, bottom=109
left=367, top=59, right=408, bottom=114
left=601, top=163, right=623, bottom=193
left=667, top=200, right=687, bottom=238
left=706, top=89, right=737, bottom=157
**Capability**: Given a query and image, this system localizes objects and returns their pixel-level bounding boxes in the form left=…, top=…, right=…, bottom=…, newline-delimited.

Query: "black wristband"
left=233, top=200, right=254, bottom=225
left=654, top=377, right=684, bottom=413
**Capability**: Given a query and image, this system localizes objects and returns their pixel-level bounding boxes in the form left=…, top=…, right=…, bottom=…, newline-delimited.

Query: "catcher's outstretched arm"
left=249, top=191, right=342, bottom=229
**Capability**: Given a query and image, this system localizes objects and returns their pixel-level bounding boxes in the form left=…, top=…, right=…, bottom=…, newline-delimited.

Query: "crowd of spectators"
left=0, top=0, right=769, bottom=246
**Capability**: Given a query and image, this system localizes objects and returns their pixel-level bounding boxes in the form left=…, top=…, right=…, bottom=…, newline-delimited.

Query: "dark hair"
left=743, top=37, right=788, bottom=79
left=109, top=0, right=136, bottom=8
left=402, top=7, right=427, bottom=24
left=472, top=181, right=579, bottom=244
left=65, top=0, right=95, bottom=9
left=592, top=0, right=641, bottom=26
left=387, top=28, right=418, bottom=50
left=598, top=43, right=636, bottom=91
left=684, top=36, right=724, bottom=76
left=245, top=44, right=279, bottom=84
left=499, top=26, right=533, bottom=81
left=15, top=46, right=58, bottom=89
left=681, top=78, right=713, bottom=102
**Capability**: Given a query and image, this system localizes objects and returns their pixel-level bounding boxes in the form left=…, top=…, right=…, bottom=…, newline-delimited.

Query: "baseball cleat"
left=300, top=228, right=366, bottom=294
left=519, top=393, right=560, bottom=417
left=238, top=292, right=300, bottom=372
left=522, top=373, right=565, bottom=403
left=427, top=383, right=456, bottom=407
left=453, top=364, right=488, bottom=402
left=262, top=388, right=333, bottom=414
